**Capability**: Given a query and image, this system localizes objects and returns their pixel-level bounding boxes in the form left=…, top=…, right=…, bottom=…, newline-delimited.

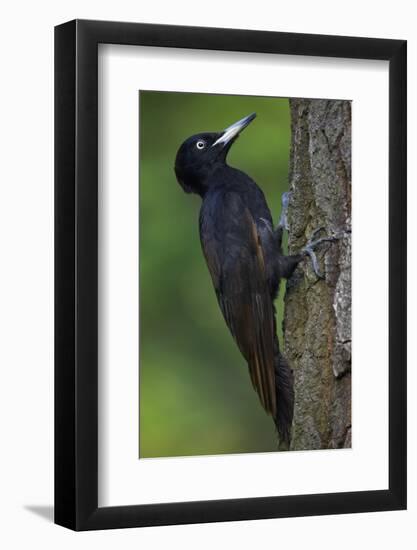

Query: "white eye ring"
left=196, top=140, right=205, bottom=150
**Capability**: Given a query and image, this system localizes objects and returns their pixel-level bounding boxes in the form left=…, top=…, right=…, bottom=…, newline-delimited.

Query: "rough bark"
left=284, top=99, right=352, bottom=450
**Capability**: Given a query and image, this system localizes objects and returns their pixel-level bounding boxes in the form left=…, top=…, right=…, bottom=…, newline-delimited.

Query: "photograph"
left=139, top=91, right=352, bottom=458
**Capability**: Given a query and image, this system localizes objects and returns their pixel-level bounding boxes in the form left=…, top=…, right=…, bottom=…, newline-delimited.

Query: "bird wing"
left=200, top=191, right=277, bottom=416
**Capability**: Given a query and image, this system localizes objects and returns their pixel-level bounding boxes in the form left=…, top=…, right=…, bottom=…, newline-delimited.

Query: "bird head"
left=174, top=113, right=256, bottom=196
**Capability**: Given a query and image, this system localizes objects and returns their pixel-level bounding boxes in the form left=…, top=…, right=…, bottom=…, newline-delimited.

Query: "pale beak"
left=212, top=113, right=256, bottom=147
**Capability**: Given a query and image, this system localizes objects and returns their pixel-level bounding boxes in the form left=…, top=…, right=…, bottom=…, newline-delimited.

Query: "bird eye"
left=196, top=140, right=205, bottom=150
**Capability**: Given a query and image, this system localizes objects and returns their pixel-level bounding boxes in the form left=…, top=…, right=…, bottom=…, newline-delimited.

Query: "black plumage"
left=174, top=113, right=303, bottom=444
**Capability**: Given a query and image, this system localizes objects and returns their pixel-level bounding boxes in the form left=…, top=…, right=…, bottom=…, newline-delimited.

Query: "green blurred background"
left=139, top=91, right=290, bottom=458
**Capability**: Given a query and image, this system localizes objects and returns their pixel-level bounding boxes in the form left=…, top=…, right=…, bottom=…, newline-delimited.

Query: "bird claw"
left=301, top=228, right=339, bottom=279
left=278, top=191, right=292, bottom=231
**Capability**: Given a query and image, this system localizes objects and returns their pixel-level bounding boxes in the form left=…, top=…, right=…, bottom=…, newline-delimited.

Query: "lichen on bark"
left=284, top=98, right=352, bottom=450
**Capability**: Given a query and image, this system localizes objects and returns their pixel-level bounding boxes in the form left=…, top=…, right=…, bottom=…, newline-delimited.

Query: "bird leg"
left=279, top=227, right=341, bottom=280
left=273, top=192, right=342, bottom=280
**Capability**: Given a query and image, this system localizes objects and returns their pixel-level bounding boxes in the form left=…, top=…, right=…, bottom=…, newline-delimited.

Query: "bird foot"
left=301, top=227, right=339, bottom=279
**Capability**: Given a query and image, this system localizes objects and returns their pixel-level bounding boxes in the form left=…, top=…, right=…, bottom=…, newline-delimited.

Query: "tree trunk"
left=284, top=98, right=352, bottom=450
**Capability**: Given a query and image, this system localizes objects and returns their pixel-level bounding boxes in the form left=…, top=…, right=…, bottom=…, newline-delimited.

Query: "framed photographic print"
left=55, top=19, right=406, bottom=530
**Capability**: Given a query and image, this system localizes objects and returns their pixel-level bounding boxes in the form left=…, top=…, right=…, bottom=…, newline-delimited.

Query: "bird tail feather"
left=273, top=351, right=294, bottom=446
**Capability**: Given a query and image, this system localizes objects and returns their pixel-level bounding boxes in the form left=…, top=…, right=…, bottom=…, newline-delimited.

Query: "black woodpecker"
left=175, top=113, right=335, bottom=444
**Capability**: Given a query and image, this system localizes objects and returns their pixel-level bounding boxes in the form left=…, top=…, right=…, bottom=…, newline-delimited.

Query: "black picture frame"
left=55, top=19, right=407, bottom=531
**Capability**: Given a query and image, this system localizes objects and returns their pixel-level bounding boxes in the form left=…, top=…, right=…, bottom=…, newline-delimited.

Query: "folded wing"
left=200, top=191, right=276, bottom=416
